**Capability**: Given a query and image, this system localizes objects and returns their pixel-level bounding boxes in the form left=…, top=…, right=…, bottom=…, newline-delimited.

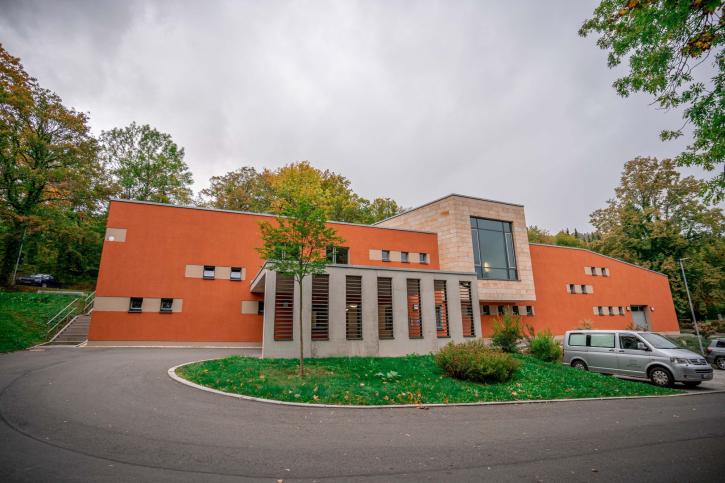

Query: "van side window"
left=716, top=341, right=725, bottom=348
left=589, top=333, right=615, bottom=348
left=568, top=333, right=586, bottom=346
left=620, top=334, right=644, bottom=350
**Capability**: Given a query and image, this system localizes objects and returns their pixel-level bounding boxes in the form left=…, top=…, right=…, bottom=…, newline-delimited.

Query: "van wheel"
left=649, top=367, right=673, bottom=388
left=571, top=360, right=587, bottom=371
left=716, top=358, right=725, bottom=370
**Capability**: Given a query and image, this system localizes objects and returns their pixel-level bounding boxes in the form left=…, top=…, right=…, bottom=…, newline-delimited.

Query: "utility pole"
left=11, top=227, right=27, bottom=287
left=679, top=258, right=704, bottom=355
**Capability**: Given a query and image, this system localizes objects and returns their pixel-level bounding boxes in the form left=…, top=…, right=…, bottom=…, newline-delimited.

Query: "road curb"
left=168, top=358, right=725, bottom=409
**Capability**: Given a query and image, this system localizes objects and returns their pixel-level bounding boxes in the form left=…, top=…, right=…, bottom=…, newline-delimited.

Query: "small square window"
left=129, top=297, right=143, bottom=313
left=602, top=268, right=609, bottom=277
left=419, top=253, right=428, bottom=264
left=230, top=267, right=242, bottom=281
left=203, top=265, right=215, bottom=279
left=382, top=250, right=390, bottom=262
left=568, top=284, right=576, bottom=293
left=609, top=306, right=616, bottom=316
left=526, top=305, right=534, bottom=316
left=498, top=305, right=505, bottom=316
left=619, top=306, right=625, bottom=316
left=482, top=304, right=490, bottom=316
left=160, top=298, right=173, bottom=313
left=257, top=301, right=265, bottom=315
left=581, top=284, right=587, bottom=294
left=401, top=251, right=409, bottom=263
left=591, top=267, right=598, bottom=276
left=597, top=306, right=604, bottom=316
left=512, top=306, right=520, bottom=316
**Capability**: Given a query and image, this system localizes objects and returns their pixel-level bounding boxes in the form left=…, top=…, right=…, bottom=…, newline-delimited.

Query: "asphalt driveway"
left=1, top=347, right=724, bottom=482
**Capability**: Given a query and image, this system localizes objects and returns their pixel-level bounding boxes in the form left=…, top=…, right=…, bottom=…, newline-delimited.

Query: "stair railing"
left=46, top=299, right=82, bottom=336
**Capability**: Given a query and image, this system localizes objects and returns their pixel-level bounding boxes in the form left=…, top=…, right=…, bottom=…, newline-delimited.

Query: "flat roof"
left=374, top=193, right=525, bottom=225
left=108, top=198, right=437, bottom=235
left=530, top=243, right=667, bottom=277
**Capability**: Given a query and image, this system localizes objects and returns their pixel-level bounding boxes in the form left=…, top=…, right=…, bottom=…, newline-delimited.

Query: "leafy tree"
left=199, top=166, right=274, bottom=212
left=580, top=1, right=724, bottom=201
left=100, top=122, right=194, bottom=204
left=0, top=44, right=104, bottom=286
left=553, top=230, right=587, bottom=248
left=527, top=225, right=554, bottom=244
left=257, top=197, right=344, bottom=376
left=200, top=161, right=403, bottom=223
left=590, top=157, right=724, bottom=319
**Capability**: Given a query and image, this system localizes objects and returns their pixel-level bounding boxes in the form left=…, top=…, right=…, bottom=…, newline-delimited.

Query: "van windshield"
left=639, top=333, right=681, bottom=349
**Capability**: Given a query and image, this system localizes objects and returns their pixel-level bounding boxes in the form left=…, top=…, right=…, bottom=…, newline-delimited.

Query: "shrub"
left=491, top=314, right=524, bottom=353
left=529, top=330, right=562, bottom=362
left=434, top=340, right=520, bottom=384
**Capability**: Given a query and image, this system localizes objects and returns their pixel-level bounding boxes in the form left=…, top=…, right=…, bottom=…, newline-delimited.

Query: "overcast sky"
left=1, top=0, right=700, bottom=231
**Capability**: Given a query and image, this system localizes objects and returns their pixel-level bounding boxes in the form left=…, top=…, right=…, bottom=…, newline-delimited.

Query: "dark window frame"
left=129, top=297, right=143, bottom=313
left=419, top=253, right=428, bottom=264
left=326, top=246, right=350, bottom=265
left=160, top=298, right=173, bottom=313
left=230, top=267, right=242, bottom=281
left=470, top=216, right=518, bottom=281
left=381, top=250, right=390, bottom=262
left=401, top=251, right=409, bottom=263
left=203, top=265, right=215, bottom=280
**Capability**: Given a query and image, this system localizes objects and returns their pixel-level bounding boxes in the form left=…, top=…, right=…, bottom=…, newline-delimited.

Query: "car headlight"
left=670, top=357, right=689, bottom=365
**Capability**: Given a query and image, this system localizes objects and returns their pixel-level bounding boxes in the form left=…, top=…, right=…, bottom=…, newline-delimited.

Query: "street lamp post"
left=679, top=258, right=704, bottom=355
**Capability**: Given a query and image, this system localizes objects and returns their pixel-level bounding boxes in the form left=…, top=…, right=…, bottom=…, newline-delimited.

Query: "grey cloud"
left=0, top=0, right=697, bottom=230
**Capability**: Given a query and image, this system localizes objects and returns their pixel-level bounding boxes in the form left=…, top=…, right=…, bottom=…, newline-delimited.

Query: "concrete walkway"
left=1, top=347, right=723, bottom=482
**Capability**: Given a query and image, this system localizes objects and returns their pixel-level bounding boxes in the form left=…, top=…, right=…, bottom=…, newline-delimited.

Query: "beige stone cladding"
left=377, top=194, right=536, bottom=301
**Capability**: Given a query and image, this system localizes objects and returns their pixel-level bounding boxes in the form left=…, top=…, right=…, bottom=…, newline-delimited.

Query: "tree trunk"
left=0, top=222, right=24, bottom=287
left=298, top=277, right=305, bottom=377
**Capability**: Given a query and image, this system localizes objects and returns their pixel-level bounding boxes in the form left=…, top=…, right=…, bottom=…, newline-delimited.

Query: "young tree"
left=257, top=197, right=344, bottom=376
left=100, top=122, right=194, bottom=204
left=580, top=1, right=724, bottom=201
left=590, top=157, right=724, bottom=319
left=0, top=44, right=104, bottom=286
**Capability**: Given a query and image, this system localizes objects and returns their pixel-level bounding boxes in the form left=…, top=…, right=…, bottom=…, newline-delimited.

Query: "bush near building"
left=434, top=340, right=520, bottom=384
left=529, top=330, right=562, bottom=362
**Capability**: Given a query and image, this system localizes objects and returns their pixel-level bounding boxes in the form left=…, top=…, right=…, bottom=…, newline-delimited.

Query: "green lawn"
left=177, top=354, right=681, bottom=405
left=0, top=291, right=81, bottom=352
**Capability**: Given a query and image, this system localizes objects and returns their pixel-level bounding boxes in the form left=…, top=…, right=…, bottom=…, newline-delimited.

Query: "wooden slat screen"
left=459, top=281, right=475, bottom=337
left=377, top=277, right=394, bottom=339
left=346, top=275, right=363, bottom=340
left=274, top=274, right=294, bottom=340
left=311, top=274, right=329, bottom=341
left=434, top=280, right=449, bottom=338
left=407, top=278, right=423, bottom=338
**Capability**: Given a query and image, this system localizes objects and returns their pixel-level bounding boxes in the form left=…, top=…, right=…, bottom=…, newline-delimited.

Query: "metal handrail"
left=46, top=292, right=94, bottom=336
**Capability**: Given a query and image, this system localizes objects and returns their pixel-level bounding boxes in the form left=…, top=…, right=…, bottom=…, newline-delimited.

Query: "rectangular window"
left=590, top=266, right=598, bottom=276
left=419, top=253, right=428, bottom=264
left=512, top=305, right=520, bottom=316
left=470, top=217, right=517, bottom=280
left=407, top=279, right=423, bottom=338
left=129, top=297, right=143, bottom=313
left=581, top=284, right=587, bottom=294
left=346, top=275, right=363, bottom=340
left=498, top=305, right=505, bottom=316
left=609, top=306, right=616, bottom=316
left=619, top=306, right=625, bottom=316
left=568, top=284, right=576, bottom=293
left=257, top=301, right=264, bottom=315
left=482, top=304, right=490, bottom=316
left=589, top=333, right=615, bottom=348
left=203, top=265, right=215, bottom=279
left=526, top=305, right=534, bottom=316
left=311, top=275, right=329, bottom=341
left=326, top=246, right=349, bottom=264
left=382, top=250, right=390, bottom=262
left=230, top=267, right=242, bottom=281
left=602, top=267, right=610, bottom=277
left=568, top=333, right=586, bottom=346
left=597, top=306, right=604, bottom=316
left=377, top=277, right=394, bottom=339
left=160, top=298, right=173, bottom=313
left=274, top=274, right=294, bottom=341
left=434, top=280, right=449, bottom=338
left=460, top=281, right=475, bottom=337
left=401, top=251, right=409, bottom=263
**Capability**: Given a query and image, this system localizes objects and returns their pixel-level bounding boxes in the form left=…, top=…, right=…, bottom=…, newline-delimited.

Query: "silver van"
left=563, top=330, right=713, bottom=387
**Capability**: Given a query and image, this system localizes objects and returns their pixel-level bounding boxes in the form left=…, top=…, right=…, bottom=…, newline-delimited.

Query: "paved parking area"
left=1, top=347, right=724, bottom=482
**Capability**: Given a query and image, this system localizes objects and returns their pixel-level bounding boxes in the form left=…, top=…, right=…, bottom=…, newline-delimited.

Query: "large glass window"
left=470, top=217, right=517, bottom=280
left=326, top=246, right=349, bottom=264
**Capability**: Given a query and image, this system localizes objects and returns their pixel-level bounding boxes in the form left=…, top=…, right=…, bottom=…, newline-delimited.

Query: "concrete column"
left=328, top=269, right=346, bottom=343
left=261, top=270, right=276, bottom=358
left=420, top=277, right=437, bottom=347
left=447, top=278, right=464, bottom=340
left=362, top=272, right=379, bottom=354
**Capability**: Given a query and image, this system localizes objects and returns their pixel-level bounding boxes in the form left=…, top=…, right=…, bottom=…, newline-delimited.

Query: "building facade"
left=89, top=195, right=679, bottom=356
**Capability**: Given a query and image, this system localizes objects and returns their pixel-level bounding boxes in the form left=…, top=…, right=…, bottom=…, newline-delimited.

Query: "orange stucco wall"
left=89, top=200, right=439, bottom=342
left=479, top=244, right=679, bottom=336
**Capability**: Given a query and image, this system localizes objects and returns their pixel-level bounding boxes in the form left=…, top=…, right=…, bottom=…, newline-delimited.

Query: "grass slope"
left=178, top=354, right=680, bottom=405
left=0, top=292, right=81, bottom=352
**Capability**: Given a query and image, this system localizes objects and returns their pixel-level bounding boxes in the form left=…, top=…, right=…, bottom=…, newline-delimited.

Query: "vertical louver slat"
left=434, top=280, right=449, bottom=338
left=459, top=281, right=475, bottom=337
left=311, top=274, right=329, bottom=341
left=274, top=274, right=294, bottom=340
left=407, top=279, right=423, bottom=338
left=346, top=275, right=363, bottom=340
left=377, top=277, right=394, bottom=339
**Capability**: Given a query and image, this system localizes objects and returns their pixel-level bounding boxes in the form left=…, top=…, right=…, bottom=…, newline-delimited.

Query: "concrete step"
left=48, top=314, right=91, bottom=345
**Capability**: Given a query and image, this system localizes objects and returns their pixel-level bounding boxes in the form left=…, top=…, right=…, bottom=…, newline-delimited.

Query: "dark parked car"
left=705, top=339, right=725, bottom=370
left=15, top=273, right=60, bottom=288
